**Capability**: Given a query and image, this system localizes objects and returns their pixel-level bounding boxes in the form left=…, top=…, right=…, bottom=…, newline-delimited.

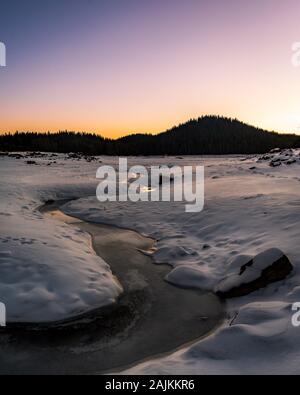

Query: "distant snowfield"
left=0, top=150, right=300, bottom=373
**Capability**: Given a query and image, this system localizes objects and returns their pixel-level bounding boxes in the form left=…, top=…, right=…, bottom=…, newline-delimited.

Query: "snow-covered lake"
left=0, top=150, right=299, bottom=374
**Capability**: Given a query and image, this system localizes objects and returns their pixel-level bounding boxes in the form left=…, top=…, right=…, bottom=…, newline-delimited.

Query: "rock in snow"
left=216, top=248, right=293, bottom=298
left=258, top=148, right=300, bottom=167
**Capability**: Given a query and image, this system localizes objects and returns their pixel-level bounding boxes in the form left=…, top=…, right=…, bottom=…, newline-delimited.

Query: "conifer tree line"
left=0, top=116, right=298, bottom=155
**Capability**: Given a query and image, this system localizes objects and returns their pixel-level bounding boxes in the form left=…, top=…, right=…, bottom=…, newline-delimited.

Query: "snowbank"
left=124, top=300, right=298, bottom=375
left=0, top=155, right=122, bottom=323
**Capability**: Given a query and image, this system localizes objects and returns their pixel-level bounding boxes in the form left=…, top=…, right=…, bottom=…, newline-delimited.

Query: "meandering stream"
left=0, top=200, right=224, bottom=374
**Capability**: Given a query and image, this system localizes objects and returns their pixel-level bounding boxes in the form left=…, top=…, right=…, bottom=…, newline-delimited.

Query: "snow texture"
left=0, top=155, right=122, bottom=323
left=1, top=150, right=300, bottom=374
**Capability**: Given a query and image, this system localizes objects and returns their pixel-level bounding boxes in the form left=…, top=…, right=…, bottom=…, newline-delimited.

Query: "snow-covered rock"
left=258, top=148, right=300, bottom=167
left=216, top=248, right=293, bottom=298
left=165, top=265, right=213, bottom=290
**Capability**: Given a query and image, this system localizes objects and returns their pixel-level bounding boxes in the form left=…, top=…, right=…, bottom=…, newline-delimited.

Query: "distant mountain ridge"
left=0, top=116, right=299, bottom=155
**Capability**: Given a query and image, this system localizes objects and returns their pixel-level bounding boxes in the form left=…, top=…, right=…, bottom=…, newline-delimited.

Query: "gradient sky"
left=0, top=0, right=300, bottom=138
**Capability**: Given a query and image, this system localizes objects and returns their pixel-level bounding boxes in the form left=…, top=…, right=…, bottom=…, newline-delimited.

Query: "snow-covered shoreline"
left=0, top=156, right=122, bottom=323
left=0, top=150, right=300, bottom=374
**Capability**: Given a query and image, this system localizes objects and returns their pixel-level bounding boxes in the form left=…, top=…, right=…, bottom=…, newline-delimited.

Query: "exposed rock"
left=216, top=248, right=293, bottom=299
left=270, top=148, right=281, bottom=153
left=258, top=149, right=300, bottom=167
left=270, top=159, right=282, bottom=167
left=202, top=244, right=211, bottom=250
left=67, top=153, right=82, bottom=160
left=8, top=153, right=24, bottom=159
left=45, top=199, right=55, bottom=205
left=286, top=159, right=297, bottom=165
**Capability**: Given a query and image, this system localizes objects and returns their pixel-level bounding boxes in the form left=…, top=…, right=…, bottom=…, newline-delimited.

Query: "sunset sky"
left=0, top=0, right=300, bottom=138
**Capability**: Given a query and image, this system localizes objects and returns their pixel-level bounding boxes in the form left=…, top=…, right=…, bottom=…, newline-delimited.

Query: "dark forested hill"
left=0, top=116, right=298, bottom=155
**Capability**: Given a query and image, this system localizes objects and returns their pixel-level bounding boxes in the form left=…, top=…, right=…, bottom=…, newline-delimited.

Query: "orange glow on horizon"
left=0, top=112, right=298, bottom=139
left=1, top=1, right=300, bottom=138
